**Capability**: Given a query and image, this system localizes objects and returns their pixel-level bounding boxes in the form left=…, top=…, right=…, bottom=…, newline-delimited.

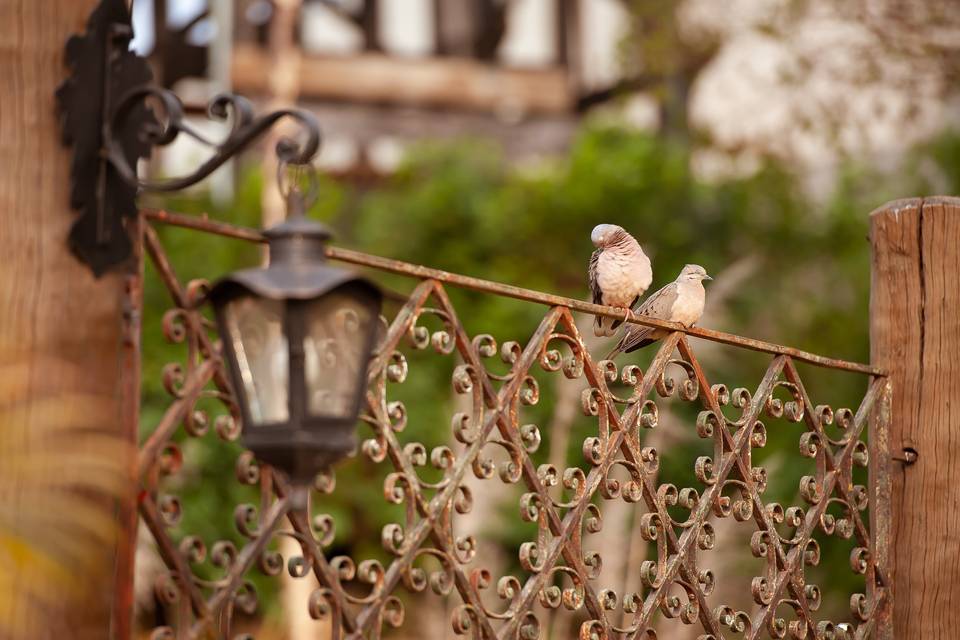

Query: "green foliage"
left=142, top=125, right=960, bottom=624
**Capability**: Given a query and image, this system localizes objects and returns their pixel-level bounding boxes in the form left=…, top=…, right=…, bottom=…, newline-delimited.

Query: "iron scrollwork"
left=137, top=210, right=893, bottom=639
left=104, top=88, right=321, bottom=193
left=57, top=0, right=322, bottom=276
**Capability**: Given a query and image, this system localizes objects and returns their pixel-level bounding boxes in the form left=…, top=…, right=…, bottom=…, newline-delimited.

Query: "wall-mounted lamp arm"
left=57, top=0, right=323, bottom=276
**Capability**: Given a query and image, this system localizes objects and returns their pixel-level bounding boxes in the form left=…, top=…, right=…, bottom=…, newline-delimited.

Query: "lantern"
left=209, top=201, right=382, bottom=482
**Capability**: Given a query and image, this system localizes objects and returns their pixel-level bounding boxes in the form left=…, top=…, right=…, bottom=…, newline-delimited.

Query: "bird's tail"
left=624, top=337, right=655, bottom=354
left=593, top=315, right=617, bottom=337
left=603, top=335, right=628, bottom=361
left=603, top=335, right=656, bottom=361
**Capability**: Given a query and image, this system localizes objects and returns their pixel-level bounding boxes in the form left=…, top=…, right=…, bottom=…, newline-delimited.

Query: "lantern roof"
left=210, top=263, right=380, bottom=303
left=208, top=213, right=381, bottom=303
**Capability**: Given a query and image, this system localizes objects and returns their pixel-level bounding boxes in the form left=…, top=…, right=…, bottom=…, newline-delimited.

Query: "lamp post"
left=209, top=193, right=382, bottom=484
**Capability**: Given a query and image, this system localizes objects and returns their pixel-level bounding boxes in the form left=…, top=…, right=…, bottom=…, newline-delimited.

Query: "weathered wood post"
left=0, top=1, right=139, bottom=638
left=870, top=196, right=960, bottom=639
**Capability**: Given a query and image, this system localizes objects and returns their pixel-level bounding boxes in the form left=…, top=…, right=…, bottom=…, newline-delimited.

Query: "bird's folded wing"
left=588, top=249, right=602, bottom=305
left=636, top=283, right=677, bottom=316
left=615, top=284, right=679, bottom=351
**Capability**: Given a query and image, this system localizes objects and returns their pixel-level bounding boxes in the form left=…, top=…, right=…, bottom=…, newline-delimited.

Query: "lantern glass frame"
left=209, top=216, right=382, bottom=481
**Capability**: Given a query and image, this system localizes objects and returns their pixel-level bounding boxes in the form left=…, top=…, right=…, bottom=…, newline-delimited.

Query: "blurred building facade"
left=134, top=0, right=637, bottom=183
left=135, top=0, right=960, bottom=192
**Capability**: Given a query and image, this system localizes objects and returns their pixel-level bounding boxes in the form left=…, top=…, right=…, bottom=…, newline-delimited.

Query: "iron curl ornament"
left=56, top=0, right=322, bottom=276
left=105, top=88, right=321, bottom=194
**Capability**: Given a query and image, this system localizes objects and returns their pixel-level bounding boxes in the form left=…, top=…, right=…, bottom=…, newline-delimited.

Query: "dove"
left=605, top=264, right=712, bottom=359
left=588, top=224, right=653, bottom=337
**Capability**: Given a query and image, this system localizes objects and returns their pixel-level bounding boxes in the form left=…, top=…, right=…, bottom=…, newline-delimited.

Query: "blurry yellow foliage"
left=0, top=362, right=132, bottom=640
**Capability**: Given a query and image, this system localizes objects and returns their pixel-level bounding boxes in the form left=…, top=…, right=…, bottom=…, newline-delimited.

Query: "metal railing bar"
left=142, top=208, right=884, bottom=377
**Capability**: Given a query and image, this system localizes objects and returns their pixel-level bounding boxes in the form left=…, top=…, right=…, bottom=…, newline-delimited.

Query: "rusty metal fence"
left=135, top=208, right=891, bottom=640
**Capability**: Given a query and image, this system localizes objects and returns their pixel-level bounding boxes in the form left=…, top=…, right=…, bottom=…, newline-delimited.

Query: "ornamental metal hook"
left=56, top=0, right=323, bottom=276
left=105, top=88, right=321, bottom=193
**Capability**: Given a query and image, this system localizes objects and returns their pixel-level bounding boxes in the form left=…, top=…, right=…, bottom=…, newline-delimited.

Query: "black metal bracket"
left=57, top=0, right=154, bottom=276
left=57, top=0, right=322, bottom=277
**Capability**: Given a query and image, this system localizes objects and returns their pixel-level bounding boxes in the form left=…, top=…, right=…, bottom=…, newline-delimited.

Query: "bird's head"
left=591, top=224, right=625, bottom=248
left=679, top=264, right=712, bottom=282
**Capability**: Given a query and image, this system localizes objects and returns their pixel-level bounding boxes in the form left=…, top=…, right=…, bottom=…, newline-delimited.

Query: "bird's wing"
left=589, top=249, right=607, bottom=334
left=608, top=284, right=680, bottom=357
left=636, top=283, right=678, bottom=318
left=588, top=248, right=602, bottom=305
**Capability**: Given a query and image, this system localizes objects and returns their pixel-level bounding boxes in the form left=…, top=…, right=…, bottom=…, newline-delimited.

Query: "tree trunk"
left=870, top=196, right=960, bottom=639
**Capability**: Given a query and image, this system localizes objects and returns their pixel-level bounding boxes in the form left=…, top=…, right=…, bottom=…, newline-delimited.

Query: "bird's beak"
left=703, top=275, right=713, bottom=281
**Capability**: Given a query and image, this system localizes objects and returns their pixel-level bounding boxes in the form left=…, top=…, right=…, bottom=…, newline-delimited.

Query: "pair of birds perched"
left=588, top=223, right=712, bottom=360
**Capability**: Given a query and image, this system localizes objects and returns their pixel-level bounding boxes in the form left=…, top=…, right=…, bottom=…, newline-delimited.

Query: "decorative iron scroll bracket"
left=56, top=0, right=321, bottom=277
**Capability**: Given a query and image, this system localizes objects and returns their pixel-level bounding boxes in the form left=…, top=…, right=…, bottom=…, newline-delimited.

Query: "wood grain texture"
left=0, top=1, right=136, bottom=638
left=870, top=196, right=960, bottom=639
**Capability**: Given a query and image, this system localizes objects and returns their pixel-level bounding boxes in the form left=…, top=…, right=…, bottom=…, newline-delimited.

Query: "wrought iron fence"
left=135, top=208, right=891, bottom=640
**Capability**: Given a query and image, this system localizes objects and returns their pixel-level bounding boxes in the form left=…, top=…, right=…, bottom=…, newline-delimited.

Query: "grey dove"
left=588, top=224, right=653, bottom=337
left=605, top=264, right=712, bottom=359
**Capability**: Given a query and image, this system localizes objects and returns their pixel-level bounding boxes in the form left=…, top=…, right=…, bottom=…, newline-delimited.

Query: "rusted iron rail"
left=137, top=207, right=891, bottom=639
left=143, top=208, right=883, bottom=376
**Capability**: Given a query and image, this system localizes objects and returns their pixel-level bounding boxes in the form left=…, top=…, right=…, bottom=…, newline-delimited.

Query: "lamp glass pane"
left=223, top=296, right=289, bottom=424
left=303, top=289, right=375, bottom=418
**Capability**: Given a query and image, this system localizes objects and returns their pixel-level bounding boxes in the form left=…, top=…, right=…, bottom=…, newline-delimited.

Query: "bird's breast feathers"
left=597, top=251, right=652, bottom=306
left=671, top=282, right=706, bottom=326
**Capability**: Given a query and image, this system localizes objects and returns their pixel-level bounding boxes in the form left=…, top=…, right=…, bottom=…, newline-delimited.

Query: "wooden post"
left=0, top=1, right=138, bottom=639
left=870, top=196, right=960, bottom=639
